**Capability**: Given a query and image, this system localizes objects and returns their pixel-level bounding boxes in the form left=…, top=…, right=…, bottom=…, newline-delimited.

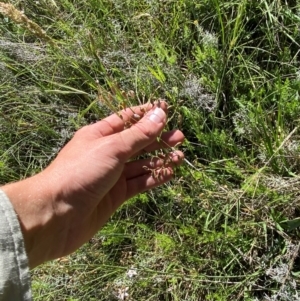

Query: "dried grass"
left=0, top=2, right=56, bottom=47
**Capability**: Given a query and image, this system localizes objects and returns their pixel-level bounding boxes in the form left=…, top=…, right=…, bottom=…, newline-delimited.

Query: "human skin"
left=1, top=102, right=184, bottom=269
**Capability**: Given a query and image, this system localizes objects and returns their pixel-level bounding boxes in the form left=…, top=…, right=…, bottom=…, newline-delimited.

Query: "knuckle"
left=134, top=122, right=155, bottom=139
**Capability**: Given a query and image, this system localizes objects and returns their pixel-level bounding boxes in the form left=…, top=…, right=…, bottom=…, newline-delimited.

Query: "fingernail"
left=149, top=107, right=166, bottom=124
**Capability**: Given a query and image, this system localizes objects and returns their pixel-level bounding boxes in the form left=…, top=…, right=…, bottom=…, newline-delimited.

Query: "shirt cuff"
left=0, top=189, right=32, bottom=301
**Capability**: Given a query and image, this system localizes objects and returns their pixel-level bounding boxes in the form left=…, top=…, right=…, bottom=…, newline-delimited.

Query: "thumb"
left=117, top=107, right=167, bottom=161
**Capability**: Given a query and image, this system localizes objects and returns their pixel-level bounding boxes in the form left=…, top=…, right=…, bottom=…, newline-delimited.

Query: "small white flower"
left=126, top=268, right=137, bottom=278
left=266, top=263, right=289, bottom=283
left=116, top=287, right=129, bottom=300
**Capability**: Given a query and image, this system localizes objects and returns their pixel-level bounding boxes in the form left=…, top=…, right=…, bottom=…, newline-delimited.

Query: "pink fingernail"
left=149, top=107, right=166, bottom=124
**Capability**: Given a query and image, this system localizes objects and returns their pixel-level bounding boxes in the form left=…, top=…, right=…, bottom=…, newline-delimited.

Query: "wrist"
left=2, top=173, right=57, bottom=268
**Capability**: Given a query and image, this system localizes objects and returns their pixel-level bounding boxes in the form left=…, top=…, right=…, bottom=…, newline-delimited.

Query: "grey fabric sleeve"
left=0, top=189, right=32, bottom=301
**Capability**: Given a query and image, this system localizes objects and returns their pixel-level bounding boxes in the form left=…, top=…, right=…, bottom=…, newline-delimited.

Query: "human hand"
left=2, top=102, right=184, bottom=268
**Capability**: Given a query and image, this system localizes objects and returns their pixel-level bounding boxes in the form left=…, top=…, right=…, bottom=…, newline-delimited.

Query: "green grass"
left=1, top=0, right=300, bottom=300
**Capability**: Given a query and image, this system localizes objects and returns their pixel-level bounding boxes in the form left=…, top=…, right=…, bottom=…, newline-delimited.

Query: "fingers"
left=132, top=130, right=185, bottom=157
left=124, top=150, right=184, bottom=179
left=89, top=102, right=167, bottom=138
left=115, top=106, right=168, bottom=161
left=125, top=167, right=174, bottom=200
left=94, top=166, right=174, bottom=225
left=145, top=130, right=185, bottom=152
